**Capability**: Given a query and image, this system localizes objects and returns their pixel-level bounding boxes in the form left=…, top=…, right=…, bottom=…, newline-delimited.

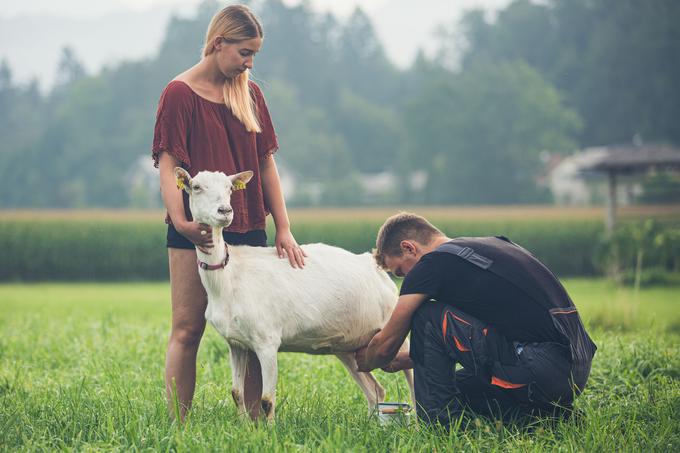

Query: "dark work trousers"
left=410, top=301, right=575, bottom=426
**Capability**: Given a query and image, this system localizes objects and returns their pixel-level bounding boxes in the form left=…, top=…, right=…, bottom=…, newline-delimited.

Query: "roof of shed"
left=574, top=144, right=680, bottom=174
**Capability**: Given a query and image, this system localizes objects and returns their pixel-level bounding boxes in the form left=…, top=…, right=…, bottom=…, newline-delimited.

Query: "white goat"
left=175, top=167, right=414, bottom=421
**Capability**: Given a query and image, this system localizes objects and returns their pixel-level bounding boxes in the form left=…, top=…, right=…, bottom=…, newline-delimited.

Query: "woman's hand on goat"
left=178, top=221, right=213, bottom=254
left=275, top=228, right=307, bottom=268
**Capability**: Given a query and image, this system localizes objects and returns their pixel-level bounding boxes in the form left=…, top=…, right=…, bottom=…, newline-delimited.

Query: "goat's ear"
left=229, top=171, right=254, bottom=191
left=174, top=167, right=192, bottom=194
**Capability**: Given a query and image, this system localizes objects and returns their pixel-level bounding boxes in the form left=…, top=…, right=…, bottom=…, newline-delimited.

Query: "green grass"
left=1, top=279, right=679, bottom=451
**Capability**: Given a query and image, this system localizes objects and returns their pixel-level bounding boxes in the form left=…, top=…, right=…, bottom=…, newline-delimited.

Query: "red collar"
left=197, top=245, right=229, bottom=270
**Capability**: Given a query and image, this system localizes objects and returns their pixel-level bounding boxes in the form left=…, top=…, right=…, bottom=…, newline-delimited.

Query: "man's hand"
left=355, top=345, right=371, bottom=372
left=354, top=293, right=428, bottom=372
left=381, top=350, right=413, bottom=373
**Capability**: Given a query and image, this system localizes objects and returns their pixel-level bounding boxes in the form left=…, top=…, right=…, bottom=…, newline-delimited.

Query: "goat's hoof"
left=231, top=388, right=248, bottom=418
left=231, top=388, right=242, bottom=407
left=231, top=389, right=245, bottom=409
left=261, top=397, right=275, bottom=420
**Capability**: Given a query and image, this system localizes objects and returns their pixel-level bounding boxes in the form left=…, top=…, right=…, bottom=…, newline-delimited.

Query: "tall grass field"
left=1, top=279, right=678, bottom=451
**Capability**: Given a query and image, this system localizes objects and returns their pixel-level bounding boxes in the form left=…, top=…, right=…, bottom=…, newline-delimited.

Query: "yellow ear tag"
left=176, top=177, right=185, bottom=191
left=233, top=180, right=246, bottom=191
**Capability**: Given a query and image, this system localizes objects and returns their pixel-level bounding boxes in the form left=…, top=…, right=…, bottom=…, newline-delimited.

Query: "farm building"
left=547, top=144, right=680, bottom=230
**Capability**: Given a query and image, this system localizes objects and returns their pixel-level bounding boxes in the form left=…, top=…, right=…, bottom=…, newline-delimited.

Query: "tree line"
left=1, top=0, right=678, bottom=208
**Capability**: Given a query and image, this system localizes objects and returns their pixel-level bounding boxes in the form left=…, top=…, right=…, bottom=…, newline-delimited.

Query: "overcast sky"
left=0, top=0, right=511, bottom=90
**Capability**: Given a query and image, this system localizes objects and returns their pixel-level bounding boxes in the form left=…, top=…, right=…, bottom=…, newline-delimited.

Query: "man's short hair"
left=373, top=212, right=444, bottom=270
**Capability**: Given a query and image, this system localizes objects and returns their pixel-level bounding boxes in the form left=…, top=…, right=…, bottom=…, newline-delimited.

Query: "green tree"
left=265, top=80, right=352, bottom=181
left=54, top=47, right=86, bottom=89
left=0, top=61, right=46, bottom=207
left=458, top=0, right=680, bottom=146
left=332, top=88, right=405, bottom=173
left=403, top=60, right=581, bottom=204
left=335, top=7, right=400, bottom=104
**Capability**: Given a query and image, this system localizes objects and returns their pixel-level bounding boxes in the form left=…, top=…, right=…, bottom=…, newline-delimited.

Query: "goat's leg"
left=361, top=370, right=387, bottom=407
left=399, top=338, right=417, bottom=411
left=335, top=353, right=385, bottom=410
left=228, top=342, right=249, bottom=418
left=253, top=345, right=279, bottom=422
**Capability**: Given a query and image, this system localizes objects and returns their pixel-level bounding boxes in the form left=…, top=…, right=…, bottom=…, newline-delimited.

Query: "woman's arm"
left=158, top=151, right=213, bottom=253
left=260, top=154, right=306, bottom=268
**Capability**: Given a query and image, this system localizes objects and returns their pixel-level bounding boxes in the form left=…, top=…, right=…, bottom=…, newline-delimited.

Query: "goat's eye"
left=192, top=185, right=201, bottom=191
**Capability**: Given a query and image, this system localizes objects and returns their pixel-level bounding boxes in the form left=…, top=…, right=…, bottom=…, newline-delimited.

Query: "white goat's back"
left=207, top=243, right=397, bottom=354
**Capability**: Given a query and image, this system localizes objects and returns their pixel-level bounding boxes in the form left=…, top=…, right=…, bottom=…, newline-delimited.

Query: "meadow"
left=1, top=206, right=678, bottom=451
left=1, top=279, right=678, bottom=452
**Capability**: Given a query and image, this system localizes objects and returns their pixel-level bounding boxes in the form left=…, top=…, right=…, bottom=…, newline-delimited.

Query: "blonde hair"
left=373, top=212, right=444, bottom=270
left=203, top=5, right=264, bottom=132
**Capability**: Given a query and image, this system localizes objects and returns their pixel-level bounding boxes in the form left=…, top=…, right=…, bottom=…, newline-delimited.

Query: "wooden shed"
left=575, top=145, right=680, bottom=232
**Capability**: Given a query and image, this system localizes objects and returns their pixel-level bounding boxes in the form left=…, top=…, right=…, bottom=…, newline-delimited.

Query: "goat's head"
left=174, top=167, right=253, bottom=227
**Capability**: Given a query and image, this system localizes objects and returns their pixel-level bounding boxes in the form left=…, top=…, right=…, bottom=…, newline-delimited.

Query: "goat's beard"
left=193, top=215, right=231, bottom=228
left=214, top=214, right=233, bottom=228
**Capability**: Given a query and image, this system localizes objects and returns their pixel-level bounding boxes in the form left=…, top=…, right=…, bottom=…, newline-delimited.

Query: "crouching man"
left=355, top=212, right=596, bottom=425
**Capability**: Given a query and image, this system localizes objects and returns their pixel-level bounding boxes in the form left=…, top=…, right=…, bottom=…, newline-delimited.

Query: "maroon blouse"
left=152, top=80, right=279, bottom=233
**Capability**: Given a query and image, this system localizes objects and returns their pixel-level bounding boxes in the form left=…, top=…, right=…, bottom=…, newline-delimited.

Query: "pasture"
left=1, top=279, right=678, bottom=451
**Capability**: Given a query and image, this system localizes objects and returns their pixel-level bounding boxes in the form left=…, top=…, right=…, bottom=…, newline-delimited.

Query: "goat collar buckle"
left=197, top=245, right=229, bottom=271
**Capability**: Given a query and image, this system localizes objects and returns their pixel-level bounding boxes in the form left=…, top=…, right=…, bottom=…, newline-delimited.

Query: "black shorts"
left=166, top=223, right=267, bottom=249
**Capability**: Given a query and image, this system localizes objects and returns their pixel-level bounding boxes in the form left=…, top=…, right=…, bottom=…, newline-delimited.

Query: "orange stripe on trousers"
left=452, top=313, right=472, bottom=326
left=491, top=376, right=527, bottom=389
left=453, top=336, right=470, bottom=352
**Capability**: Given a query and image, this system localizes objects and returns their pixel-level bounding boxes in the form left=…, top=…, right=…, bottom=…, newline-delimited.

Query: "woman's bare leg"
left=165, top=248, right=208, bottom=421
left=165, top=248, right=264, bottom=420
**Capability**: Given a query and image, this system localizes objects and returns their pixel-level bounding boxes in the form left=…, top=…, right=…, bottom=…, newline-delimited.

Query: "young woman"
left=152, top=4, right=306, bottom=421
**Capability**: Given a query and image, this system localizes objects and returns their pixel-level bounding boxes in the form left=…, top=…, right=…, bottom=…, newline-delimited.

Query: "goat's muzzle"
left=217, top=205, right=232, bottom=216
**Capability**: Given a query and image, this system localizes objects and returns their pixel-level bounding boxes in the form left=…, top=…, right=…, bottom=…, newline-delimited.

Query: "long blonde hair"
left=203, top=5, right=263, bottom=132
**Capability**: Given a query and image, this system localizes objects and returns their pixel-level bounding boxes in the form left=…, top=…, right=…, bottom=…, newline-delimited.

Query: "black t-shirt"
left=401, top=251, right=563, bottom=343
